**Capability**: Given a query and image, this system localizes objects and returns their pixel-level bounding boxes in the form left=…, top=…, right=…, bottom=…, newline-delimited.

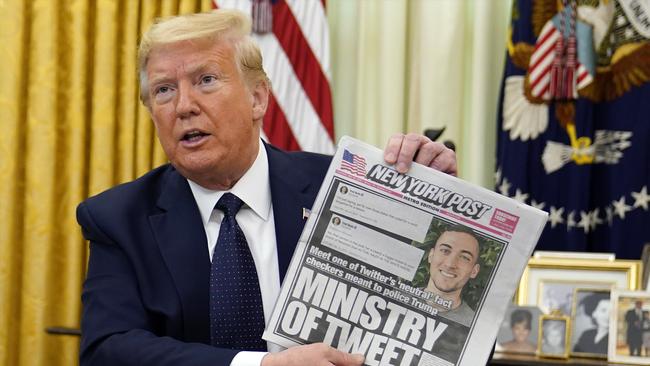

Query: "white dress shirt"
left=187, top=142, right=284, bottom=366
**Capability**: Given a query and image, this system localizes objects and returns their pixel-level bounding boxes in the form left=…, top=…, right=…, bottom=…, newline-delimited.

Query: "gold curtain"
left=0, top=0, right=212, bottom=365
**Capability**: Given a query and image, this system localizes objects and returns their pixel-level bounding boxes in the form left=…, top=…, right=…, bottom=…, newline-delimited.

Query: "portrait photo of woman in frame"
left=496, top=305, right=541, bottom=355
left=570, top=289, right=611, bottom=358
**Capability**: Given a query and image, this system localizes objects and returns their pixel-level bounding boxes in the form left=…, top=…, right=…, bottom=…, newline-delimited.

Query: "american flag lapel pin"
left=302, top=208, right=311, bottom=220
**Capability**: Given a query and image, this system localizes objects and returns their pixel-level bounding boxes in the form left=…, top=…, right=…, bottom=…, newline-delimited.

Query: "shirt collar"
left=187, top=141, right=271, bottom=225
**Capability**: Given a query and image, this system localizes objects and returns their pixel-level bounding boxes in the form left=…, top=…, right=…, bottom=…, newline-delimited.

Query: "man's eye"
left=200, top=75, right=217, bottom=84
left=155, top=86, right=171, bottom=95
left=460, top=255, right=471, bottom=262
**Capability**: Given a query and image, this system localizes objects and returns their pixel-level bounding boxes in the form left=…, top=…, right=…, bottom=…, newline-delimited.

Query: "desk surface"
left=490, top=352, right=642, bottom=366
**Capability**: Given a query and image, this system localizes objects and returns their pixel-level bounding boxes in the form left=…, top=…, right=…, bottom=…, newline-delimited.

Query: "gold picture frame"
left=538, top=313, right=571, bottom=358
left=516, top=258, right=641, bottom=308
left=569, top=288, right=611, bottom=359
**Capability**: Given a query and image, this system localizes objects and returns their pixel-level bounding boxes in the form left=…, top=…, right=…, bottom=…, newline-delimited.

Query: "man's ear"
left=470, top=263, right=480, bottom=279
left=251, top=80, right=269, bottom=121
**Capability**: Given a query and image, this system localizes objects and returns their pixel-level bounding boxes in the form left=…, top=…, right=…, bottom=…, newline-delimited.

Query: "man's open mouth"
left=182, top=130, right=209, bottom=142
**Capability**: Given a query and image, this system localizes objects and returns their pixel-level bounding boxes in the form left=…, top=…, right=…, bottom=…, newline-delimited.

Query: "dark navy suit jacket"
left=77, top=144, right=331, bottom=366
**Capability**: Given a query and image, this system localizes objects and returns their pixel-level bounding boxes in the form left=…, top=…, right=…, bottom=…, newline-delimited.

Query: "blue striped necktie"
left=209, top=193, right=267, bottom=350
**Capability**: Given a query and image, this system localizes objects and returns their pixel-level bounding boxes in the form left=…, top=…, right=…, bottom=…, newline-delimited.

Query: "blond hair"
left=138, top=9, right=269, bottom=106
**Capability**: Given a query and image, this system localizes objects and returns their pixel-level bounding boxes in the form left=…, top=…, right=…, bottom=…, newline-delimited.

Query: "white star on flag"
left=513, top=189, right=529, bottom=203
left=632, top=186, right=650, bottom=210
left=498, top=178, right=511, bottom=197
left=567, top=211, right=577, bottom=230
left=589, top=208, right=603, bottom=231
left=605, top=206, right=614, bottom=226
left=531, top=200, right=546, bottom=210
left=612, top=196, right=632, bottom=219
left=549, top=206, right=565, bottom=228
left=577, top=211, right=592, bottom=233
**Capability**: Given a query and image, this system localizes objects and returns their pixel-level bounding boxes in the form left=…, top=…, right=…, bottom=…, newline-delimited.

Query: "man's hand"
left=384, top=133, right=457, bottom=176
left=261, top=343, right=364, bottom=366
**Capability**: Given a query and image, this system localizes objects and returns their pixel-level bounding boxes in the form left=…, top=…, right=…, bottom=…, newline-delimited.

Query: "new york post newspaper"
left=263, top=137, right=548, bottom=366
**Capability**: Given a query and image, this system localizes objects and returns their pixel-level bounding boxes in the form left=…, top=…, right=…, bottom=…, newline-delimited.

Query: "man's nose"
left=443, top=255, right=458, bottom=268
left=175, top=81, right=200, bottom=118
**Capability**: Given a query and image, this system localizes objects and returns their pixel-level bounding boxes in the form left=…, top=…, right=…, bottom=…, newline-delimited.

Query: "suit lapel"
left=146, top=146, right=325, bottom=342
left=148, top=168, right=211, bottom=343
left=266, top=144, right=322, bottom=283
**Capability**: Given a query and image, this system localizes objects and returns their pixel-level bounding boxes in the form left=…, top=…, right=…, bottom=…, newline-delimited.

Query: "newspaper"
left=263, top=136, right=548, bottom=366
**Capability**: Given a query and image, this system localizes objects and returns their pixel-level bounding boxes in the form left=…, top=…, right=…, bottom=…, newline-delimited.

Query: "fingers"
left=262, top=343, right=364, bottom=366
left=383, top=133, right=458, bottom=176
left=325, top=346, right=364, bottom=366
left=314, top=344, right=364, bottom=366
left=425, top=145, right=458, bottom=177
left=383, top=133, right=406, bottom=165
left=384, top=133, right=428, bottom=173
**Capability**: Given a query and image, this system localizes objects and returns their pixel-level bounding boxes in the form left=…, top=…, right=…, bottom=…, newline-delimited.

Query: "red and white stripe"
left=528, top=21, right=592, bottom=100
left=214, top=0, right=335, bottom=154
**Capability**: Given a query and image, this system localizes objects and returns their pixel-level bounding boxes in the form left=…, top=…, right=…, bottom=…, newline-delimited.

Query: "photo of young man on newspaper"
left=421, top=225, right=481, bottom=327
left=408, top=220, right=503, bottom=363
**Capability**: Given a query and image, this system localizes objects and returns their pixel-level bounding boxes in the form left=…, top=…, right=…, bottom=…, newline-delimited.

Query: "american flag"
left=213, top=0, right=335, bottom=154
left=528, top=20, right=592, bottom=100
left=340, top=150, right=366, bottom=177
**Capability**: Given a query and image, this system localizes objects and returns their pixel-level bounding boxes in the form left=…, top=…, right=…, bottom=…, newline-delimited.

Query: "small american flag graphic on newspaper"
left=340, top=150, right=367, bottom=177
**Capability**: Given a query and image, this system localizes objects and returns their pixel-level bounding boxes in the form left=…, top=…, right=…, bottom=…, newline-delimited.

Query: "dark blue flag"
left=496, top=0, right=650, bottom=259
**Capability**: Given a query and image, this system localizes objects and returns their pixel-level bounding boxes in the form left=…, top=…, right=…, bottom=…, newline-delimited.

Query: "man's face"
left=428, top=231, right=480, bottom=295
left=145, top=38, right=267, bottom=189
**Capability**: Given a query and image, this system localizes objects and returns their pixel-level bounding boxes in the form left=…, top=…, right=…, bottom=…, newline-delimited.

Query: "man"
left=77, top=9, right=457, bottom=366
left=626, top=300, right=644, bottom=356
left=424, top=226, right=481, bottom=327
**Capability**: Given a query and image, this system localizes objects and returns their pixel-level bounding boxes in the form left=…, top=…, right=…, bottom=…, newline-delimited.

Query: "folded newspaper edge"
left=263, top=136, right=548, bottom=366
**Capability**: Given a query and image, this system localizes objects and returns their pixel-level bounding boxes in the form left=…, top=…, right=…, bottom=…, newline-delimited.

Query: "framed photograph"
left=609, top=290, right=650, bottom=365
left=538, top=314, right=570, bottom=358
left=537, top=280, right=611, bottom=316
left=569, top=288, right=611, bottom=358
left=516, top=258, right=641, bottom=314
left=495, top=305, right=542, bottom=355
